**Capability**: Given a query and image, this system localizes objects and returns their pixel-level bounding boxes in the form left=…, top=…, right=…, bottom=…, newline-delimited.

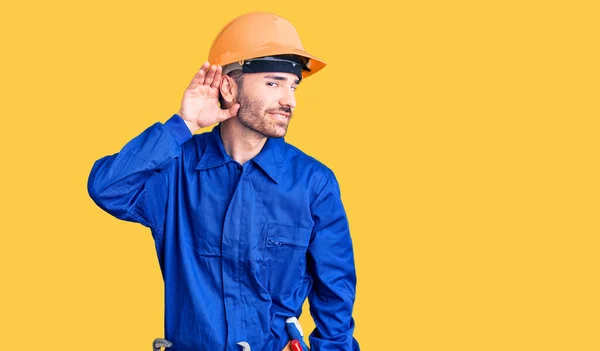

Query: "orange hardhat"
left=208, top=12, right=326, bottom=80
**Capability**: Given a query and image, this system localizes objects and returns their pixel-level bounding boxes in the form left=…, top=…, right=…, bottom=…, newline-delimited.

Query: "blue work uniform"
left=87, top=114, right=359, bottom=351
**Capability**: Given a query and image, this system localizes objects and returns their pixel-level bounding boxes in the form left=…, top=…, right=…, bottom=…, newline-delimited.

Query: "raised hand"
left=178, top=62, right=240, bottom=133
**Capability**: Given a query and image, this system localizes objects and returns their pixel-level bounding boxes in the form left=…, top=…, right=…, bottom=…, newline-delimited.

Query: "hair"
left=219, top=69, right=244, bottom=107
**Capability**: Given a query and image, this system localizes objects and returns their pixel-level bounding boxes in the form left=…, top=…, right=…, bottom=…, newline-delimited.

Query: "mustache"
left=266, top=107, right=292, bottom=114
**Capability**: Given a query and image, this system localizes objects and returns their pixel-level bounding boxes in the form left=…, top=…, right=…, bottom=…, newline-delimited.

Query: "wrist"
left=178, top=112, right=201, bottom=134
left=164, top=114, right=194, bottom=145
left=183, top=119, right=201, bottom=134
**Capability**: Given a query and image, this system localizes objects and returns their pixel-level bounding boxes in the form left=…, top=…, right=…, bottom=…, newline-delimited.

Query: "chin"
left=263, top=129, right=287, bottom=138
left=256, top=121, right=288, bottom=138
left=240, top=116, right=289, bottom=138
left=270, top=125, right=289, bottom=138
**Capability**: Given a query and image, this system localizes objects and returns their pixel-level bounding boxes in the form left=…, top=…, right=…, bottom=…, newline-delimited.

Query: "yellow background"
left=1, top=0, right=599, bottom=350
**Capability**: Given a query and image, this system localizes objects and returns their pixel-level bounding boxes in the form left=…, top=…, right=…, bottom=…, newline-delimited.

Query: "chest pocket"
left=262, top=223, right=311, bottom=296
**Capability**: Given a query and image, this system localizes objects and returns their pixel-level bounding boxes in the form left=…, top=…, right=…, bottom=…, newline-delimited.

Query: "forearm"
left=308, top=255, right=359, bottom=351
left=87, top=114, right=191, bottom=222
left=308, top=171, right=360, bottom=350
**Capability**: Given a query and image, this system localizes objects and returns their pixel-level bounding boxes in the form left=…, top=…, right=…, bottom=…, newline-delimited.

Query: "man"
left=88, top=12, right=359, bottom=351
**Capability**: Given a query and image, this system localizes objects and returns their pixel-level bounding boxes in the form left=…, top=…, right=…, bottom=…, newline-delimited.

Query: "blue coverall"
left=88, top=114, right=360, bottom=351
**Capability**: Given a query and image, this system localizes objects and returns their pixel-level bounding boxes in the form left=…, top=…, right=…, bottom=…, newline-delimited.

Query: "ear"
left=219, top=75, right=239, bottom=107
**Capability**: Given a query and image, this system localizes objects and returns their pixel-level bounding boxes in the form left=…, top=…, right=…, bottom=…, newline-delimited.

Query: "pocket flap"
left=266, top=223, right=311, bottom=248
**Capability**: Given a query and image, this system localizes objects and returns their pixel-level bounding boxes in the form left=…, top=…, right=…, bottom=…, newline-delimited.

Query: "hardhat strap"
left=223, top=56, right=304, bottom=82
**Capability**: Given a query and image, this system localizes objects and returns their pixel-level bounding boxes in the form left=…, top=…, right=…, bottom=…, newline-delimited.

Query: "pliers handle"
left=285, top=317, right=310, bottom=351
left=152, top=338, right=172, bottom=351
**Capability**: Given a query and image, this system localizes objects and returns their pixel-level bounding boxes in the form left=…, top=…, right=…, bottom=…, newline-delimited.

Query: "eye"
left=266, top=82, right=279, bottom=87
left=291, top=86, right=298, bottom=91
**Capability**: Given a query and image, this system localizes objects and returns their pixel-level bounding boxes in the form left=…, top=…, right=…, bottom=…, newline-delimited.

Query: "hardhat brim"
left=214, top=47, right=326, bottom=80
left=207, top=12, right=327, bottom=80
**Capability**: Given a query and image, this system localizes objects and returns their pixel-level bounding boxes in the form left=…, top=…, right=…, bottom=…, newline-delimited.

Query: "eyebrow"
left=264, top=74, right=300, bottom=85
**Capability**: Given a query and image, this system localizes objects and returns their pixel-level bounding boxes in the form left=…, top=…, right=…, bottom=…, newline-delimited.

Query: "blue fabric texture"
left=88, top=114, right=359, bottom=351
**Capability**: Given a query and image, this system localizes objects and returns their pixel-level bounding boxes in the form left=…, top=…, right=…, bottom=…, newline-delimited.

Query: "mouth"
left=267, top=111, right=291, bottom=121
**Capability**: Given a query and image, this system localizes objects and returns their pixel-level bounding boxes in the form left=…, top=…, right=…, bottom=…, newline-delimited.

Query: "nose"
left=279, top=88, right=296, bottom=109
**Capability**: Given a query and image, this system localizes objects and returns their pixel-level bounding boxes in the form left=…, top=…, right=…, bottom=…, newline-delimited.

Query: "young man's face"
left=235, top=72, right=300, bottom=138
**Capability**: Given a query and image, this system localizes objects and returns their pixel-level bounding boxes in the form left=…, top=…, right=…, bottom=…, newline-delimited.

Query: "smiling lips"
left=267, top=110, right=291, bottom=121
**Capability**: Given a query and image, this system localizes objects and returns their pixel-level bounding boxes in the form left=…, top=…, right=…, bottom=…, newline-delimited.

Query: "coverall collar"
left=195, top=123, right=285, bottom=184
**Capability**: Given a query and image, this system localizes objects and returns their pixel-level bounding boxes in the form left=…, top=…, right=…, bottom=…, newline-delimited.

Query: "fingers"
left=210, top=66, right=222, bottom=89
left=204, top=64, right=218, bottom=87
left=187, top=63, right=224, bottom=91
left=187, top=62, right=210, bottom=89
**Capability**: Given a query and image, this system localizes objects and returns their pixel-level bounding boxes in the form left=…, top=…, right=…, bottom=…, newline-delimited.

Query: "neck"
left=220, top=118, right=268, bottom=165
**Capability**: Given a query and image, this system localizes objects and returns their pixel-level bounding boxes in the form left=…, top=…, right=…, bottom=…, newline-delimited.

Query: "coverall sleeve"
left=307, top=171, right=360, bottom=351
left=87, top=114, right=192, bottom=239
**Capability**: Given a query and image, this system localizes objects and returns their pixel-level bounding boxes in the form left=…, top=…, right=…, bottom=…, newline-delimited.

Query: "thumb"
left=216, top=103, right=239, bottom=123
left=222, top=103, right=240, bottom=119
